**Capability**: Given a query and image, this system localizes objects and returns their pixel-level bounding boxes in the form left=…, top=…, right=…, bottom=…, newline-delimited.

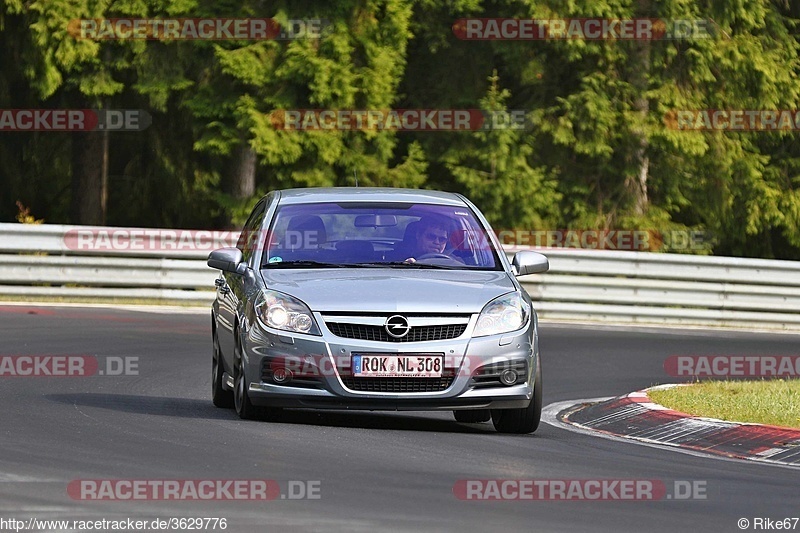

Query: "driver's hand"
left=403, top=257, right=416, bottom=264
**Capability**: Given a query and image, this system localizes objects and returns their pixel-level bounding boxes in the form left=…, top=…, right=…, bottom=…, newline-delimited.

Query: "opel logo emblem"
left=384, top=315, right=411, bottom=338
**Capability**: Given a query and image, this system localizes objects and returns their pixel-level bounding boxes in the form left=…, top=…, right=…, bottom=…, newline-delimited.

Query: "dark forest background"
left=2, top=0, right=800, bottom=259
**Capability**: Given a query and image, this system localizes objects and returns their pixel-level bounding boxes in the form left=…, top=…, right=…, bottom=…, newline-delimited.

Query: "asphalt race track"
left=1, top=305, right=798, bottom=533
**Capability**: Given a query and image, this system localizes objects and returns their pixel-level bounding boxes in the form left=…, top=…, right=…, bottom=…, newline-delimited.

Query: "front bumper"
left=240, top=314, right=538, bottom=411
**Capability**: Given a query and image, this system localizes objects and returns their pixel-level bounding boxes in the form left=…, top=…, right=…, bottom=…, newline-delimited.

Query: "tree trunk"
left=70, top=129, right=108, bottom=224
left=627, top=0, right=651, bottom=217
left=633, top=151, right=649, bottom=216
left=227, top=141, right=257, bottom=200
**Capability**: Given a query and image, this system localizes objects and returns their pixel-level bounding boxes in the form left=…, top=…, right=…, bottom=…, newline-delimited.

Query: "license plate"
left=352, top=354, right=444, bottom=378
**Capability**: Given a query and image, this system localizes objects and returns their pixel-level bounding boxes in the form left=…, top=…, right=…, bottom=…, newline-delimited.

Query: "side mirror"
left=208, top=247, right=247, bottom=275
left=512, top=251, right=549, bottom=276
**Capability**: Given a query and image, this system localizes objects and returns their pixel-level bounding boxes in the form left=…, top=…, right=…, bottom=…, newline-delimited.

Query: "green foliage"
left=2, top=0, right=800, bottom=259
left=444, top=72, right=561, bottom=231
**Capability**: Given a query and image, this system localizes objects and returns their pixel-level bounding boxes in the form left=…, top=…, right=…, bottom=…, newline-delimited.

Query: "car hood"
left=259, top=269, right=516, bottom=313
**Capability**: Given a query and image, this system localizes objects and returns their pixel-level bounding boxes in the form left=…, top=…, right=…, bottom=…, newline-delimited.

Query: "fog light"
left=500, top=369, right=518, bottom=386
left=272, top=367, right=292, bottom=384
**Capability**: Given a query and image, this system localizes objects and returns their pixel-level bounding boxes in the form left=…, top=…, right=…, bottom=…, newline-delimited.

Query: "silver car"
left=208, top=188, right=549, bottom=433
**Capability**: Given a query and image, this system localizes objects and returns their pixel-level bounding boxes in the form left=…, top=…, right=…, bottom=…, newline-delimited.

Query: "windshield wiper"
left=264, top=260, right=371, bottom=268
left=264, top=260, right=460, bottom=269
left=362, top=261, right=458, bottom=269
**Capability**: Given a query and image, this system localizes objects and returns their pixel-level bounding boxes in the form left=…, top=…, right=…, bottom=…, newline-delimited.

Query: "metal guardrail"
left=0, top=223, right=221, bottom=304
left=2, top=223, right=800, bottom=330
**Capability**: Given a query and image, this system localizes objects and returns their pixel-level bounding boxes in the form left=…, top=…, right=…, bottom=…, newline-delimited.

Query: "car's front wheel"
left=491, top=356, right=542, bottom=434
left=212, top=328, right=234, bottom=408
left=233, top=341, right=258, bottom=420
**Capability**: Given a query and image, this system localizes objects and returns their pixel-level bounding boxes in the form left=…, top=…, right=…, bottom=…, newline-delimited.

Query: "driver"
left=403, top=216, right=452, bottom=263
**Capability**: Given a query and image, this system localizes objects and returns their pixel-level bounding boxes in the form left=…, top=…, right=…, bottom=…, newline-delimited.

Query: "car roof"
left=275, top=187, right=467, bottom=206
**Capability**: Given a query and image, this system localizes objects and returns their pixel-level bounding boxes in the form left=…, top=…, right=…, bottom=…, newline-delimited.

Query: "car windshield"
left=261, top=202, right=501, bottom=270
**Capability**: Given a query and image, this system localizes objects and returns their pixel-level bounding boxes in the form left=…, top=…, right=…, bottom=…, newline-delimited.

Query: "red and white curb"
left=543, top=385, right=800, bottom=469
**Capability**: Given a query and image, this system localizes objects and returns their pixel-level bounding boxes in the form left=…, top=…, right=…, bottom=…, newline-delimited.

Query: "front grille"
left=340, top=376, right=455, bottom=393
left=326, top=322, right=467, bottom=342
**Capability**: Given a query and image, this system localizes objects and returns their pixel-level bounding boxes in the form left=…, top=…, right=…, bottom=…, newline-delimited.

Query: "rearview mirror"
left=354, top=214, right=398, bottom=227
left=208, top=247, right=247, bottom=275
left=512, top=251, right=549, bottom=276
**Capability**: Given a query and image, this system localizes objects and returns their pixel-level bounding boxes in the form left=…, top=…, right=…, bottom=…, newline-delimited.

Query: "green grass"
left=648, top=380, right=800, bottom=429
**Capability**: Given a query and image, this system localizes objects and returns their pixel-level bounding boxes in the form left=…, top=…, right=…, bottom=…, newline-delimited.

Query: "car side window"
left=237, top=200, right=267, bottom=265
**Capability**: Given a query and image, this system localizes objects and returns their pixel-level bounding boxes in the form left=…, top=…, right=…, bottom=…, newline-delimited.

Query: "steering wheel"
left=416, top=253, right=453, bottom=260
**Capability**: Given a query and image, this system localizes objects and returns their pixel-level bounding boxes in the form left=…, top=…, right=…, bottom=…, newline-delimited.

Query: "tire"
left=212, top=328, right=234, bottom=408
left=233, top=340, right=258, bottom=420
left=491, top=357, right=542, bottom=434
left=453, top=409, right=491, bottom=423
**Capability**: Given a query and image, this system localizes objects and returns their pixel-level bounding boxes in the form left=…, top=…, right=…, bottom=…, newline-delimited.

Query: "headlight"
left=254, top=290, right=321, bottom=335
left=473, top=292, right=529, bottom=337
